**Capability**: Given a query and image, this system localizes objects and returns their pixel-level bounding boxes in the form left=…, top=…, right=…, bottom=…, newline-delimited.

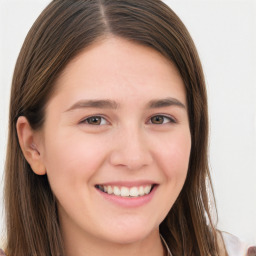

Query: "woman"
left=1, top=0, right=253, bottom=255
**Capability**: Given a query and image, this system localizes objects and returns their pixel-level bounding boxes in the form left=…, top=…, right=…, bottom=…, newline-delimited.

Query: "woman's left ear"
left=16, top=116, right=46, bottom=175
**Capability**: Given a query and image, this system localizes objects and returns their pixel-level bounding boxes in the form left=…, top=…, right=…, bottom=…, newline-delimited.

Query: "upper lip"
left=95, top=180, right=158, bottom=188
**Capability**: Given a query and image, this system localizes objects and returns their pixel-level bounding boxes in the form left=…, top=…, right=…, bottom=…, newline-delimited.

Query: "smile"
left=95, top=184, right=155, bottom=198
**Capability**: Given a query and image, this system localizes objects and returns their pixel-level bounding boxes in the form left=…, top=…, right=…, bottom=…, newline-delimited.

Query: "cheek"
left=42, top=130, right=109, bottom=187
left=155, top=130, right=191, bottom=180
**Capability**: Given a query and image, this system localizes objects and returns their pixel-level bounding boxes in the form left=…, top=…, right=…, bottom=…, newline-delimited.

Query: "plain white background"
left=0, top=0, right=255, bottom=246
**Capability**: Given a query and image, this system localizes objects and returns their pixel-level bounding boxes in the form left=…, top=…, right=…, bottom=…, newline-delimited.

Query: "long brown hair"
left=4, top=0, right=226, bottom=255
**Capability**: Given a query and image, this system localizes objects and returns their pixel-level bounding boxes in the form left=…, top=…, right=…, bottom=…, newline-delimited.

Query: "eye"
left=149, top=115, right=176, bottom=125
left=80, top=116, right=108, bottom=125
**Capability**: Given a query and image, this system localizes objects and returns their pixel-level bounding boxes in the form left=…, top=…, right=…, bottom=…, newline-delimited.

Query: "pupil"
left=89, top=117, right=101, bottom=125
left=152, top=116, right=163, bottom=124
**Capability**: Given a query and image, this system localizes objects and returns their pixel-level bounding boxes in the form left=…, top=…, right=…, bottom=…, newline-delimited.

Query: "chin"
left=98, top=219, right=158, bottom=245
left=106, top=231, right=150, bottom=245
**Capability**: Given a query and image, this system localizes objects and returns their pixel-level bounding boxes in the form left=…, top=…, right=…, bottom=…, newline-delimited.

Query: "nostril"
left=109, top=140, right=153, bottom=170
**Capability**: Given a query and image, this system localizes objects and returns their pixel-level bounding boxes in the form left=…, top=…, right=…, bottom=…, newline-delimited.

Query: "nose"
left=109, top=126, right=153, bottom=171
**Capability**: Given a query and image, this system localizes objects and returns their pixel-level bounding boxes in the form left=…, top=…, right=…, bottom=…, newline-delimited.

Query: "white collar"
left=160, top=234, right=173, bottom=256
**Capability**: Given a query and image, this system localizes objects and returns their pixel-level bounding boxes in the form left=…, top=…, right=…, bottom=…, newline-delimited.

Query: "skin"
left=17, top=37, right=191, bottom=256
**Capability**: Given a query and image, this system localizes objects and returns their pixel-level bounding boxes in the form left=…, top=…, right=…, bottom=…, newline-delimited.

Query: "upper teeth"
left=97, top=185, right=153, bottom=197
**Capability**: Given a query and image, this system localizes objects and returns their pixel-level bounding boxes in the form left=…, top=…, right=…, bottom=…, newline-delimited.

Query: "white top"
left=222, top=232, right=248, bottom=256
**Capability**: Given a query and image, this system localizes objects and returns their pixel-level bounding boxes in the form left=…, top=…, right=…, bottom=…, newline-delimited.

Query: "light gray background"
left=1, top=0, right=255, bottom=246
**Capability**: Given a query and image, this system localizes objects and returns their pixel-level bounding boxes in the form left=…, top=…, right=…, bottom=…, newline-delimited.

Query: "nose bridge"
left=109, top=123, right=152, bottom=170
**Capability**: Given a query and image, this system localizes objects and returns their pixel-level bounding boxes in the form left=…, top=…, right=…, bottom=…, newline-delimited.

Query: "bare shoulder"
left=0, top=249, right=6, bottom=256
left=247, top=247, right=256, bottom=256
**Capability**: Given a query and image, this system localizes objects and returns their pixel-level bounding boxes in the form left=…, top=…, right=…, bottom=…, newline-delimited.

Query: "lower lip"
left=96, top=185, right=158, bottom=208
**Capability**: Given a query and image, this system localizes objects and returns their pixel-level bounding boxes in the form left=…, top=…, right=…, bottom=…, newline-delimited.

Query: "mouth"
left=95, top=184, right=156, bottom=198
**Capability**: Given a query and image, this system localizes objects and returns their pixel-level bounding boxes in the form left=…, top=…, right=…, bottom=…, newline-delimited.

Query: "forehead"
left=50, top=36, right=186, bottom=108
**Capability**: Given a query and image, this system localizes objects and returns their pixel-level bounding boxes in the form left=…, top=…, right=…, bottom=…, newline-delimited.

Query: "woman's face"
left=38, top=37, right=191, bottom=245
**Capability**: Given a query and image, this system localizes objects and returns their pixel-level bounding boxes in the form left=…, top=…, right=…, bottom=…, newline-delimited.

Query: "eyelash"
left=79, top=114, right=176, bottom=126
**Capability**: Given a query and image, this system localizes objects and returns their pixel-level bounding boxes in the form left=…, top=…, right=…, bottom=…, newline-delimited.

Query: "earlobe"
left=16, top=116, right=46, bottom=175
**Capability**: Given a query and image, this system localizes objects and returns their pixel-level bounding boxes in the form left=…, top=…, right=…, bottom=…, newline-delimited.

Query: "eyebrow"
left=147, top=97, right=186, bottom=109
left=64, top=97, right=186, bottom=112
left=65, top=99, right=119, bottom=112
